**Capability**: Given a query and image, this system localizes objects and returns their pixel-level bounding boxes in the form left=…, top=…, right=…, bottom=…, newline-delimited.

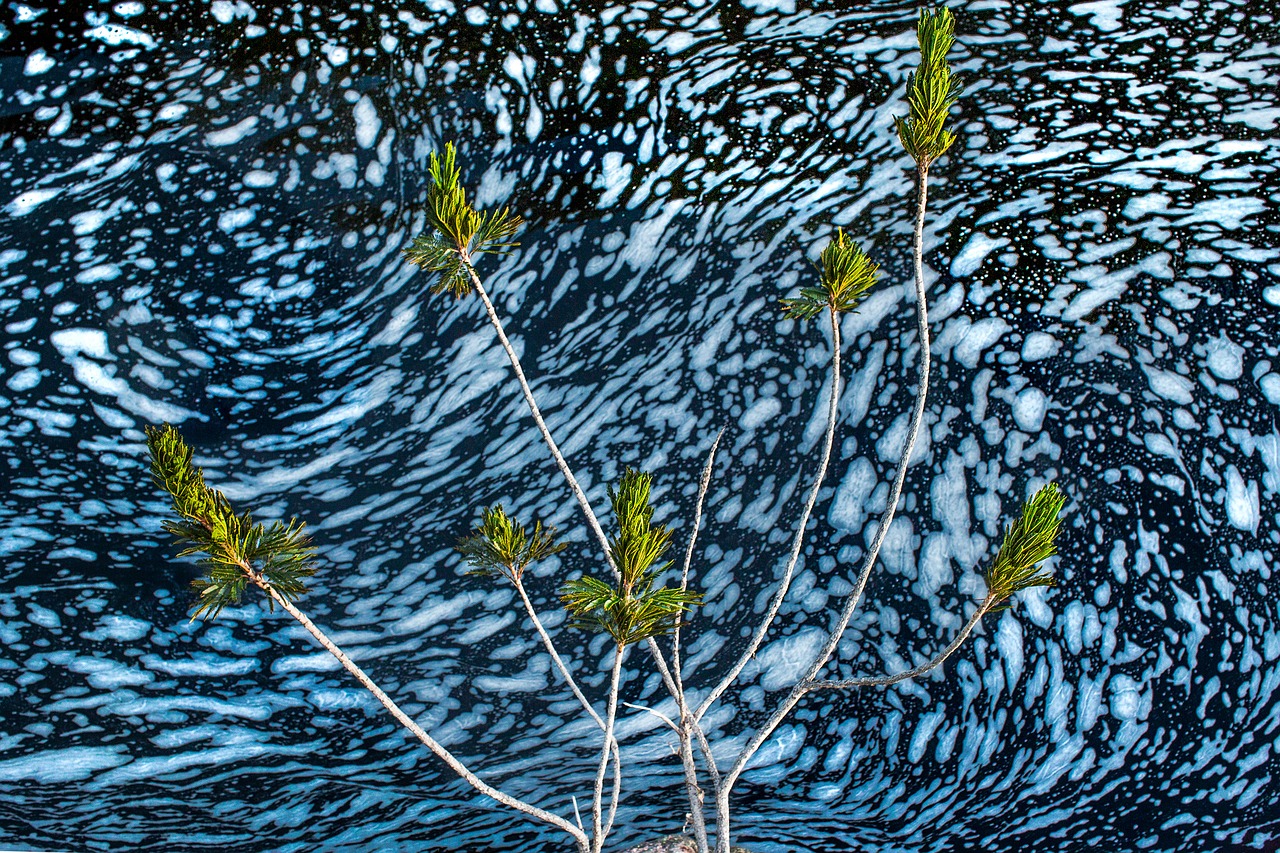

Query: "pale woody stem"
left=465, top=264, right=617, bottom=576
left=253, top=579, right=589, bottom=852
left=806, top=598, right=992, bottom=691
left=466, top=264, right=686, bottom=709
left=514, top=580, right=622, bottom=837
left=673, top=430, right=723, bottom=853
left=592, top=644, right=625, bottom=853
left=695, top=306, right=843, bottom=725
left=714, top=165, right=936, bottom=853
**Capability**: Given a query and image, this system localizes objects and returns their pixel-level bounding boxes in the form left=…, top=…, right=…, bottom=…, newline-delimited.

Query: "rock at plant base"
left=615, top=835, right=752, bottom=853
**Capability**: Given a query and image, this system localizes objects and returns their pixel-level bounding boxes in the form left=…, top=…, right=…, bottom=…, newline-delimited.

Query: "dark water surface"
left=2, top=1, right=1278, bottom=851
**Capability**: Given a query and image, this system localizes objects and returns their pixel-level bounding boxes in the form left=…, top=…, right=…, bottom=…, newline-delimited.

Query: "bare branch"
left=673, top=427, right=724, bottom=686
left=622, top=701, right=680, bottom=733
left=258, top=581, right=589, bottom=852
left=696, top=307, right=843, bottom=724
left=806, top=598, right=991, bottom=691
left=715, top=165, right=936, bottom=852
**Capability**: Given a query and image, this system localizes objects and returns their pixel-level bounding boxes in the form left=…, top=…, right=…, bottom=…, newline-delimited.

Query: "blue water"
left=1, top=1, right=1278, bottom=851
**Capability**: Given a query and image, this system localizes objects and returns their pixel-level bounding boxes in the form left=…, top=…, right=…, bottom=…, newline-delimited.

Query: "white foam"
left=24, top=49, right=55, bottom=75
left=1022, top=331, right=1060, bottom=361
left=1010, top=386, right=1047, bottom=432
left=7, top=368, right=40, bottom=391
left=951, top=232, right=1009, bottom=277
left=1142, top=364, right=1194, bottom=405
left=217, top=208, right=255, bottom=233
left=210, top=0, right=255, bottom=23
left=85, top=24, right=155, bottom=48
left=756, top=627, right=824, bottom=691
left=206, top=117, right=259, bottom=147
left=51, top=328, right=204, bottom=423
left=953, top=318, right=1010, bottom=369
left=1224, top=465, right=1259, bottom=534
left=244, top=170, right=277, bottom=187
left=76, top=263, right=122, bottom=283
left=6, top=188, right=61, bottom=216
left=353, top=96, right=380, bottom=149
left=82, top=614, right=150, bottom=643
left=0, top=747, right=130, bottom=783
left=1068, top=0, right=1129, bottom=31
left=1202, top=332, right=1244, bottom=380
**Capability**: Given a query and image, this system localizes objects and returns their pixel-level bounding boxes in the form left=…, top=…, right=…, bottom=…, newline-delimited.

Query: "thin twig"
left=806, top=598, right=992, bottom=691
left=468, top=265, right=685, bottom=713
left=467, top=265, right=618, bottom=578
left=255, top=579, right=589, bottom=853
left=622, top=701, right=680, bottom=733
left=714, top=165, right=936, bottom=853
left=592, top=644, right=625, bottom=853
left=514, top=579, right=622, bottom=836
left=673, top=427, right=724, bottom=686
left=696, top=307, right=843, bottom=725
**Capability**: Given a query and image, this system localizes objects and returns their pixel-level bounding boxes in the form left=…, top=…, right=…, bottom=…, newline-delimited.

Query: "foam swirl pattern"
left=1, top=1, right=1277, bottom=851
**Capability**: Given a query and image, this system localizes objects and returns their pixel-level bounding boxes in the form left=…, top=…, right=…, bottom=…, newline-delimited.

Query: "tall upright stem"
left=713, top=165, right=935, bottom=853
left=467, top=265, right=686, bottom=711
left=695, top=307, right=843, bottom=724
left=672, top=430, right=723, bottom=853
left=467, top=266, right=616, bottom=574
left=254, top=579, right=589, bottom=853
left=592, top=643, right=625, bottom=853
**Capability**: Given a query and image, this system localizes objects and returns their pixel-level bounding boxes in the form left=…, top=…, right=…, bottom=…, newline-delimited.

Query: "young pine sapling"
left=145, top=8, right=1065, bottom=853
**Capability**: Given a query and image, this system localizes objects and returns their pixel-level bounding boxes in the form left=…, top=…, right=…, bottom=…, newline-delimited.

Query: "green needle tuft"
left=404, top=141, right=523, bottom=298
left=984, top=483, right=1066, bottom=608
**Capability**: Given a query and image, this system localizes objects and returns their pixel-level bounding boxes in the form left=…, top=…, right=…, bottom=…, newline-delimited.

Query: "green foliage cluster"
left=146, top=424, right=316, bottom=620
left=780, top=228, right=882, bottom=321
left=403, top=141, right=523, bottom=298
left=894, top=7, right=962, bottom=169
left=457, top=505, right=566, bottom=583
left=559, top=469, right=703, bottom=646
left=984, top=483, right=1065, bottom=606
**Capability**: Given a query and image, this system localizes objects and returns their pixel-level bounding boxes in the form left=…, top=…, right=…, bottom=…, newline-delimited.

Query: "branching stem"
left=696, top=307, right=843, bottom=725
left=713, top=165, right=936, bottom=853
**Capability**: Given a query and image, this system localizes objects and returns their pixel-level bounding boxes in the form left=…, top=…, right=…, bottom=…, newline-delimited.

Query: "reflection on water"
left=1, top=0, right=1278, bottom=851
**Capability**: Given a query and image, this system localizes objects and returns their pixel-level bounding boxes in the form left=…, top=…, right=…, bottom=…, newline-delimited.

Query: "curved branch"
left=467, top=265, right=618, bottom=578
left=513, top=579, right=622, bottom=836
left=258, top=580, right=589, bottom=852
left=717, top=165, right=936, bottom=835
left=696, top=306, right=843, bottom=724
left=806, top=597, right=991, bottom=691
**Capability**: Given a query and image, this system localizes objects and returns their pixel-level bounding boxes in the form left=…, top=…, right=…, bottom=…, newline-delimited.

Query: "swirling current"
left=1, top=1, right=1278, bottom=851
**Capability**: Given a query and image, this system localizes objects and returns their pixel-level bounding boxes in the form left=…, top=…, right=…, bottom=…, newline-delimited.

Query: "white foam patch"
left=0, top=747, right=131, bottom=783
left=1203, top=332, right=1244, bottom=380
left=1022, top=331, right=1061, bottom=361
left=51, top=328, right=204, bottom=423
left=756, top=627, right=824, bottom=691
left=85, top=24, right=156, bottom=48
left=6, top=188, right=61, bottom=216
left=243, top=170, right=277, bottom=187
left=1012, top=386, right=1048, bottom=432
left=217, top=208, right=255, bottom=233
left=1224, top=465, right=1259, bottom=534
left=353, top=96, right=380, bottom=149
left=24, top=49, right=55, bottom=75
left=76, top=263, right=122, bottom=283
left=206, top=117, right=259, bottom=147
left=82, top=614, right=151, bottom=643
left=1142, top=364, right=1194, bottom=405
left=951, top=232, right=1009, bottom=277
